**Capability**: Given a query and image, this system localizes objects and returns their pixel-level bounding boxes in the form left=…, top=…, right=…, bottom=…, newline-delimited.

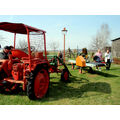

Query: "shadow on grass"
left=70, top=75, right=89, bottom=83
left=109, top=68, right=120, bottom=71
left=0, top=87, right=26, bottom=96
left=0, top=76, right=111, bottom=102
left=92, top=70, right=119, bottom=77
left=40, top=76, right=112, bottom=102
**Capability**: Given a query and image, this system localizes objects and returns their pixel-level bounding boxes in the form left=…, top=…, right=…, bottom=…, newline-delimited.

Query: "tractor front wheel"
left=61, top=69, right=69, bottom=82
left=27, top=68, right=49, bottom=100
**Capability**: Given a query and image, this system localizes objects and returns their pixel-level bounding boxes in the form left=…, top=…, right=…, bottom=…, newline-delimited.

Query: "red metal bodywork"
left=0, top=22, right=49, bottom=91
left=0, top=22, right=70, bottom=99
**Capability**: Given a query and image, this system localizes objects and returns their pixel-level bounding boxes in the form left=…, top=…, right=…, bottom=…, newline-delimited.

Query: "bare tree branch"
left=17, top=39, right=28, bottom=49
left=49, top=41, right=59, bottom=52
left=0, top=35, right=8, bottom=45
left=90, top=24, right=110, bottom=50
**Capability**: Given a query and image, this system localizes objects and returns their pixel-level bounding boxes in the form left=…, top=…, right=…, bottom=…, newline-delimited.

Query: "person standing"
left=58, top=51, right=63, bottom=60
left=105, top=50, right=112, bottom=70
left=58, top=51, right=63, bottom=65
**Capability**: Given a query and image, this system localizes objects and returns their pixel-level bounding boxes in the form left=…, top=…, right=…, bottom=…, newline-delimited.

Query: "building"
left=111, top=37, right=120, bottom=58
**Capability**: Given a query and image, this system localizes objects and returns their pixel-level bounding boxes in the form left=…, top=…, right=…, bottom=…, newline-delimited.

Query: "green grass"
left=0, top=64, right=120, bottom=105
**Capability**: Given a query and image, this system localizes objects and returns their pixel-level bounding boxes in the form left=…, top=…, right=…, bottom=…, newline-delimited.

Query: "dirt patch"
left=87, top=74, right=98, bottom=78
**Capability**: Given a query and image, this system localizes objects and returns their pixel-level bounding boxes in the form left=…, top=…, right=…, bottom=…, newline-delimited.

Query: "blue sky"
left=0, top=15, right=120, bottom=50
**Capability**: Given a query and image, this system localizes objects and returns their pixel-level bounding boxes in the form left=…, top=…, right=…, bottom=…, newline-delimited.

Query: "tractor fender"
left=33, top=63, right=49, bottom=72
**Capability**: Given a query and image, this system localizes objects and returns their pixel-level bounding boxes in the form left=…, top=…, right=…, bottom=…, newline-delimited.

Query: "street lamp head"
left=62, top=27, right=68, bottom=35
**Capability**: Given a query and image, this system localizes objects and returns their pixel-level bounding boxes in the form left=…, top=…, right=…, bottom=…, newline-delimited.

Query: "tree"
left=30, top=34, right=44, bottom=51
left=90, top=24, right=110, bottom=50
left=49, top=41, right=59, bottom=52
left=17, top=34, right=44, bottom=52
left=0, top=35, right=8, bottom=47
left=0, top=35, right=4, bottom=41
left=18, top=39, right=28, bottom=49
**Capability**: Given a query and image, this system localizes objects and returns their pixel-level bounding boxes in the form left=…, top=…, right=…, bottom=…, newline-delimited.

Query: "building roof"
left=111, top=37, right=120, bottom=41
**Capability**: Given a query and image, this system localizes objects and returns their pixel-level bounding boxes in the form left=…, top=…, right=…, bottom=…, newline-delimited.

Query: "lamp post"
left=62, top=27, right=68, bottom=63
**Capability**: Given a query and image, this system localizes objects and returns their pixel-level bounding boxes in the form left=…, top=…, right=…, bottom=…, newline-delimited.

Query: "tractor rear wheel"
left=61, top=69, right=69, bottom=82
left=27, top=68, right=49, bottom=100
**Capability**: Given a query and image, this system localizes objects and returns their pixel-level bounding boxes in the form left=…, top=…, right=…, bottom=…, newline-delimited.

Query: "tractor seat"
left=35, top=52, right=44, bottom=59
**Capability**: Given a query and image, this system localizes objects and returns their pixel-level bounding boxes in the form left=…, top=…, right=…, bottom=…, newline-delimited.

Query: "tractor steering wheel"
left=30, top=46, right=35, bottom=51
left=25, top=46, right=35, bottom=52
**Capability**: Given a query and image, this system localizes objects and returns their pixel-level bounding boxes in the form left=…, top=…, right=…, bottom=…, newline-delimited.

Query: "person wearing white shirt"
left=105, top=50, right=112, bottom=70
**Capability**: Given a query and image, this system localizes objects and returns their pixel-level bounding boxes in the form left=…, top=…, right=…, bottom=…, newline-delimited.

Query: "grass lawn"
left=0, top=63, right=120, bottom=105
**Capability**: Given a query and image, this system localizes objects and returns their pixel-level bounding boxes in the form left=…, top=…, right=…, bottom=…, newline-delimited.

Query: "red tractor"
left=0, top=22, right=70, bottom=100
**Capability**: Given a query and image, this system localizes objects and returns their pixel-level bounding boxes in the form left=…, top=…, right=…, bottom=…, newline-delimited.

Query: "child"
left=105, top=50, right=112, bottom=70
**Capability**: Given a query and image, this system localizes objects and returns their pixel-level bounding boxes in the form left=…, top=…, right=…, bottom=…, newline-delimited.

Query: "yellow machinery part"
left=76, top=56, right=86, bottom=67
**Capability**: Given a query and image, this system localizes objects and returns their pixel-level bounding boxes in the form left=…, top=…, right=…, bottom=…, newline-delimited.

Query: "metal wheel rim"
left=34, top=69, right=49, bottom=98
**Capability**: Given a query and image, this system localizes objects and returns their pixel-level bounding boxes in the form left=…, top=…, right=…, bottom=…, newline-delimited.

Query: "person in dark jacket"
left=0, top=46, right=11, bottom=59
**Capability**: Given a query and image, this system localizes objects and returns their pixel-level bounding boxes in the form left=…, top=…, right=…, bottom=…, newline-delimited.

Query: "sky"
left=0, top=15, right=120, bottom=50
